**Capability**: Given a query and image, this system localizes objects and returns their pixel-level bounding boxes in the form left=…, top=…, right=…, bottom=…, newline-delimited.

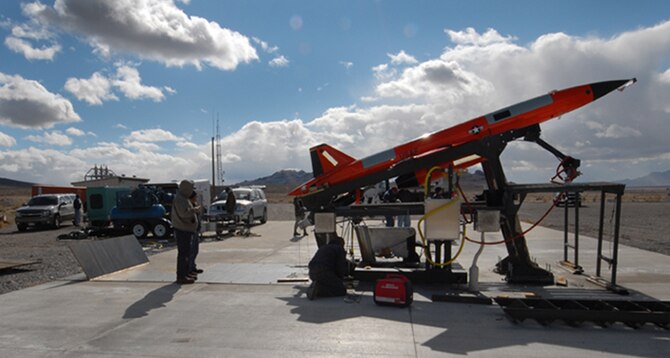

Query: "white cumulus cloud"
left=269, top=55, right=289, bottom=68
left=0, top=131, right=16, bottom=147
left=124, top=128, right=183, bottom=142
left=0, top=72, right=80, bottom=128
left=25, top=130, right=73, bottom=146
left=64, top=72, right=117, bottom=105
left=594, top=124, right=642, bottom=139
left=113, top=66, right=165, bottom=102
left=65, top=127, right=85, bottom=136
left=4, top=22, right=61, bottom=61
left=24, top=0, right=258, bottom=70
left=388, top=50, right=418, bottom=65
left=4, top=35, right=61, bottom=61
left=65, top=65, right=166, bottom=104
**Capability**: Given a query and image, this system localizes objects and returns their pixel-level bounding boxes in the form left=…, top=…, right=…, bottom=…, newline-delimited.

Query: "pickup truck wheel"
left=260, top=208, right=268, bottom=224
left=132, top=222, right=148, bottom=239
left=152, top=222, right=170, bottom=239
left=247, top=210, right=254, bottom=225
left=17, top=223, right=27, bottom=232
left=52, top=214, right=61, bottom=229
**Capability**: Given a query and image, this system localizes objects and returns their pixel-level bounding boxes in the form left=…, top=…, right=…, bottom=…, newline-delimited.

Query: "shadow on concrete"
left=282, top=284, right=669, bottom=357
left=123, top=283, right=180, bottom=319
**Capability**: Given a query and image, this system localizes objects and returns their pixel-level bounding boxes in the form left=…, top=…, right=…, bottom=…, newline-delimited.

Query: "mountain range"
left=0, top=177, right=33, bottom=188
left=619, top=169, right=670, bottom=187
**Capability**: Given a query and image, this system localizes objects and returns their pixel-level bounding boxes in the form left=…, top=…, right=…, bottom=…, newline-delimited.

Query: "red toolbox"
left=373, top=274, right=413, bottom=307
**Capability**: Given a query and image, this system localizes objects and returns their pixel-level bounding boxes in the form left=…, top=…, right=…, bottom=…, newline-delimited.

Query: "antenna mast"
left=216, top=116, right=224, bottom=185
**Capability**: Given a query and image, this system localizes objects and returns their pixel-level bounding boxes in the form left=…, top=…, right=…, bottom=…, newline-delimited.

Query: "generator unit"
left=373, top=274, right=413, bottom=307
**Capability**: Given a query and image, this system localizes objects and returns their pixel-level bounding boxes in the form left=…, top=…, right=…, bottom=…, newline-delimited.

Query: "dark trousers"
left=175, top=229, right=192, bottom=279
left=189, top=231, right=200, bottom=272
left=309, top=267, right=346, bottom=297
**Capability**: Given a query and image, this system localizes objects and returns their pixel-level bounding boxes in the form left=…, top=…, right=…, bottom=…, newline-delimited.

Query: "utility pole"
left=216, top=115, right=224, bottom=186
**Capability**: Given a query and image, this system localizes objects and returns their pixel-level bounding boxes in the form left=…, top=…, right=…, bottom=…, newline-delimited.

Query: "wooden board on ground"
left=0, top=259, right=40, bottom=270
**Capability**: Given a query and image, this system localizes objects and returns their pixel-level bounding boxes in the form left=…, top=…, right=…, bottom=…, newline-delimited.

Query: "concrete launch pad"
left=0, top=221, right=668, bottom=357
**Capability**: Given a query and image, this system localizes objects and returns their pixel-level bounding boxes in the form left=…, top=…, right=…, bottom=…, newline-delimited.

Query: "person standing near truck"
left=171, top=180, right=202, bottom=284
left=189, top=191, right=204, bottom=276
left=73, top=195, right=82, bottom=226
left=225, top=187, right=236, bottom=219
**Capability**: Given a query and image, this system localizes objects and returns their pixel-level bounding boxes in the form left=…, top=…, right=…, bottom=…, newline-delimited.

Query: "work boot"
left=176, top=277, right=195, bottom=284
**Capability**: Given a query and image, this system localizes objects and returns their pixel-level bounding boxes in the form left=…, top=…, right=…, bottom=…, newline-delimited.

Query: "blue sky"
left=0, top=0, right=669, bottom=186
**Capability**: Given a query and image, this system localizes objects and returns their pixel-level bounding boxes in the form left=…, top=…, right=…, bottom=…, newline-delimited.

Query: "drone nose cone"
left=590, top=79, right=636, bottom=100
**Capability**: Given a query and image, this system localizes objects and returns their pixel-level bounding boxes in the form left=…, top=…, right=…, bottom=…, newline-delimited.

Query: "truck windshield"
left=27, top=196, right=58, bottom=206
left=234, top=190, right=251, bottom=201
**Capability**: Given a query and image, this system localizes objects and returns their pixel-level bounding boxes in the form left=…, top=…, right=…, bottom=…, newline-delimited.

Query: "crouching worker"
left=307, top=236, right=348, bottom=300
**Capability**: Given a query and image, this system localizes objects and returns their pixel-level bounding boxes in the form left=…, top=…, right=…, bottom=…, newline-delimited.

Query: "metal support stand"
left=507, top=182, right=626, bottom=293
left=560, top=192, right=584, bottom=274
left=593, top=191, right=625, bottom=292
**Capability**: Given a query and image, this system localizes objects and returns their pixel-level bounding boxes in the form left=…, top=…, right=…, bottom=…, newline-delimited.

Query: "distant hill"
left=458, top=170, right=486, bottom=191
left=0, top=177, right=33, bottom=188
left=620, top=169, right=670, bottom=187
left=236, top=170, right=312, bottom=193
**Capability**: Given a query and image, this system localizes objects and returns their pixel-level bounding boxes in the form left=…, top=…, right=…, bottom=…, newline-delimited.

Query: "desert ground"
left=1, top=186, right=668, bottom=295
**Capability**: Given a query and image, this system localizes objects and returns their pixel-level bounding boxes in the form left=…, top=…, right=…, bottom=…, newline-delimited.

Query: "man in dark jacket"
left=172, top=180, right=202, bottom=284
left=307, top=236, right=348, bottom=300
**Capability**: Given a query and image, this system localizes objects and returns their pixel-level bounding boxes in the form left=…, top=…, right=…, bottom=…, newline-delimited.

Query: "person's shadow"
left=123, top=283, right=180, bottom=319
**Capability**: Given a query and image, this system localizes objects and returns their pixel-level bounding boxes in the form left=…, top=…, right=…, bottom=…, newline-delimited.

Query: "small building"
left=71, top=165, right=149, bottom=189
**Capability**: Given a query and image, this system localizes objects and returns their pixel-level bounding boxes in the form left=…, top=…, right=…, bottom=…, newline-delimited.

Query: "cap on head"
left=178, top=179, right=195, bottom=195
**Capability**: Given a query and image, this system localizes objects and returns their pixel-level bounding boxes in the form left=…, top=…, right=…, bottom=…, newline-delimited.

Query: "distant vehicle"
left=31, top=185, right=87, bottom=207
left=15, top=194, right=76, bottom=231
left=555, top=192, right=582, bottom=207
left=209, top=186, right=268, bottom=225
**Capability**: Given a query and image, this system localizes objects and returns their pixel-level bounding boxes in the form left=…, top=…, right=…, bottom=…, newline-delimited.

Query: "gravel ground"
left=1, top=202, right=668, bottom=295
left=0, top=223, right=84, bottom=295
left=517, top=202, right=670, bottom=257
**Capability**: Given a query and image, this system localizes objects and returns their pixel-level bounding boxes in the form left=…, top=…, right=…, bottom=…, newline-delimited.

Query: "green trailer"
left=86, top=186, right=131, bottom=227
